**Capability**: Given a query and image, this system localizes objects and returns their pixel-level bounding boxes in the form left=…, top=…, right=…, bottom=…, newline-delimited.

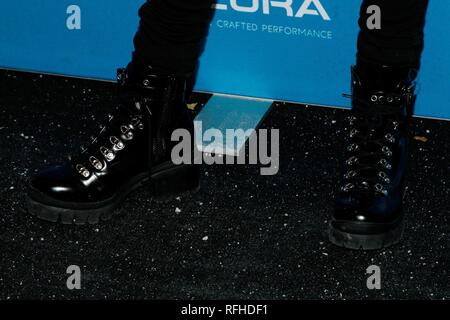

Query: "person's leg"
left=355, top=0, right=429, bottom=91
left=330, top=0, right=429, bottom=250
left=134, top=0, right=216, bottom=73
left=27, top=1, right=216, bottom=224
left=357, top=0, right=429, bottom=70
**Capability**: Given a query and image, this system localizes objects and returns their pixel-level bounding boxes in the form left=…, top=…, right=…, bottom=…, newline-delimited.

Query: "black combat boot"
left=329, top=60, right=417, bottom=250
left=27, top=56, right=199, bottom=224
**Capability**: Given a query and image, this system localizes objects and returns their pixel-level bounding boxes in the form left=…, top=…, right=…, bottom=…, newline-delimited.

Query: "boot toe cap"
left=333, top=194, right=403, bottom=234
left=29, top=163, right=81, bottom=201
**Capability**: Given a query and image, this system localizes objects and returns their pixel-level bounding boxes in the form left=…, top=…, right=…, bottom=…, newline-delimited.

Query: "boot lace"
left=70, top=101, right=147, bottom=178
left=340, top=93, right=406, bottom=198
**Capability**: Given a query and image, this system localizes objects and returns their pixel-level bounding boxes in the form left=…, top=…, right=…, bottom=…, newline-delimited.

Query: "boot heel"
left=151, top=164, right=200, bottom=199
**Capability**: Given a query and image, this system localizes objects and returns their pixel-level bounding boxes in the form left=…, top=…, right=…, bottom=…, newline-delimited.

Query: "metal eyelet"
left=347, top=143, right=359, bottom=152
left=120, top=125, right=134, bottom=140
left=378, top=159, right=392, bottom=170
left=120, top=125, right=133, bottom=140
left=382, top=146, right=392, bottom=157
left=374, top=183, right=388, bottom=196
left=349, top=129, right=358, bottom=138
left=131, top=118, right=145, bottom=130
left=110, top=136, right=124, bottom=151
left=143, top=79, right=150, bottom=87
left=346, top=156, right=358, bottom=166
left=378, top=96, right=385, bottom=103
left=385, top=133, right=395, bottom=143
left=89, top=156, right=103, bottom=170
left=387, top=96, right=394, bottom=103
left=76, top=164, right=90, bottom=178
left=126, top=131, right=134, bottom=139
left=370, top=95, right=378, bottom=102
left=344, top=171, right=357, bottom=179
left=130, top=117, right=140, bottom=127
left=341, top=183, right=354, bottom=192
left=120, top=125, right=130, bottom=134
left=100, top=146, right=115, bottom=161
left=378, top=171, right=391, bottom=184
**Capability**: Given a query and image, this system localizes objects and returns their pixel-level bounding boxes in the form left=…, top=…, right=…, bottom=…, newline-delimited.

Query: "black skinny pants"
left=133, top=0, right=429, bottom=73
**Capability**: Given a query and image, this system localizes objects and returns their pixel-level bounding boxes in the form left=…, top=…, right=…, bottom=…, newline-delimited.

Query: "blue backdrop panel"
left=0, top=1, right=448, bottom=119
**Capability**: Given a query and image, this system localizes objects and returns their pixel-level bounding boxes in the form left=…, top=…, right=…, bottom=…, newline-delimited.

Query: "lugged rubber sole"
left=328, top=220, right=404, bottom=250
left=26, top=164, right=200, bottom=225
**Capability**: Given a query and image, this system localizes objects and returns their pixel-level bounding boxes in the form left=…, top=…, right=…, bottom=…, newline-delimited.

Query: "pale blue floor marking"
left=194, top=95, right=273, bottom=156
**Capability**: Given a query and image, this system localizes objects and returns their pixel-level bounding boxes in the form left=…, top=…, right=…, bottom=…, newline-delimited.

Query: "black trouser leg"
left=133, top=0, right=216, bottom=73
left=357, top=0, right=429, bottom=69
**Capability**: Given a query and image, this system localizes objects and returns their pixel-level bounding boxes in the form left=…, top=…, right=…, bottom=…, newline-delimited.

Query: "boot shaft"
left=117, top=57, right=195, bottom=164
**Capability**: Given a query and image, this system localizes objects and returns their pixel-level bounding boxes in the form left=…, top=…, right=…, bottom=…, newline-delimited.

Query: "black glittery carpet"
left=0, top=69, right=448, bottom=300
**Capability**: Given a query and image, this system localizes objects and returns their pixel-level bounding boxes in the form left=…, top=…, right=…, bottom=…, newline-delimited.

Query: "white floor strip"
left=194, top=95, right=273, bottom=156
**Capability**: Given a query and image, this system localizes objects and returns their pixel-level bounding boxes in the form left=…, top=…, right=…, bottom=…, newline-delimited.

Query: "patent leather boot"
left=329, top=63, right=417, bottom=250
left=27, top=58, right=199, bottom=224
